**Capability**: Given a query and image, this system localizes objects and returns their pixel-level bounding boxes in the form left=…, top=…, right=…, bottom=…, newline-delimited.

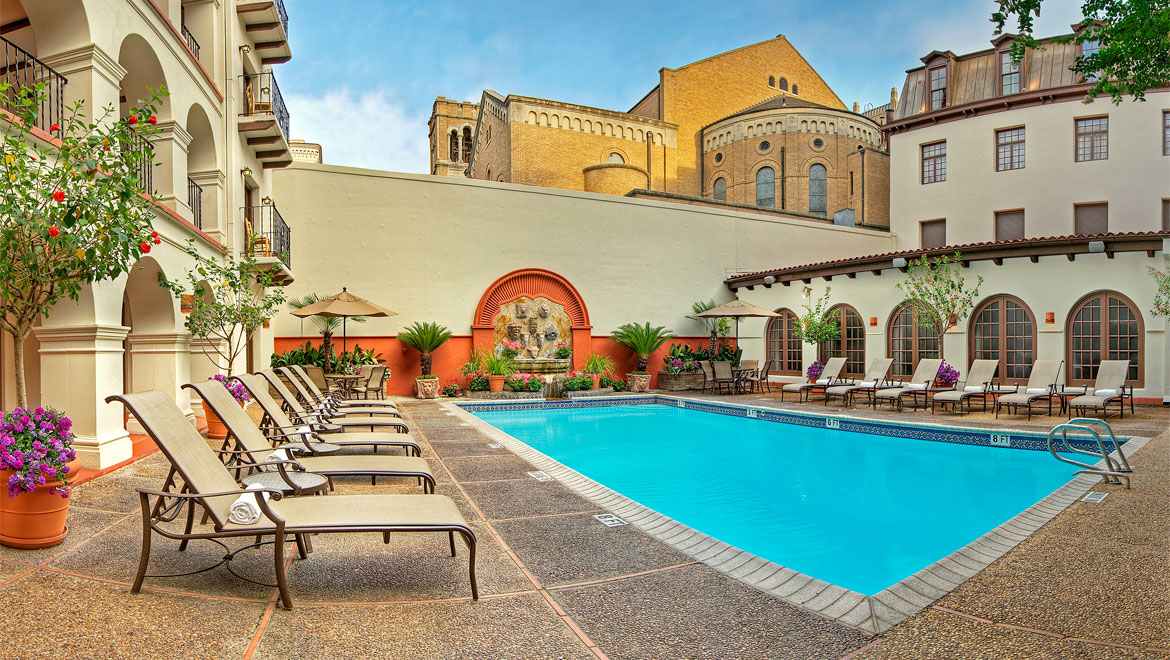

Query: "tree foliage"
left=992, top=0, right=1170, bottom=103
left=1150, top=266, right=1170, bottom=318
left=397, top=321, right=452, bottom=376
left=895, top=253, right=983, bottom=339
left=793, top=287, right=841, bottom=345
left=0, top=82, right=165, bottom=406
left=687, top=300, right=731, bottom=355
left=610, top=322, right=674, bottom=372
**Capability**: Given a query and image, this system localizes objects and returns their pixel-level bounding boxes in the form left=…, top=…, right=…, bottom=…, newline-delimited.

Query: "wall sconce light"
left=763, top=275, right=776, bottom=285
left=240, top=44, right=251, bottom=54
left=801, top=286, right=812, bottom=300
left=1088, top=240, right=1106, bottom=253
left=261, top=197, right=272, bottom=205
left=869, top=317, right=878, bottom=327
left=1045, top=312, right=1055, bottom=324
left=891, top=257, right=908, bottom=268
left=240, top=167, right=253, bottom=177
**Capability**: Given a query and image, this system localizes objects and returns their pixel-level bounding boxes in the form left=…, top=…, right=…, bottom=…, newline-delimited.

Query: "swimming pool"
left=467, top=401, right=1082, bottom=596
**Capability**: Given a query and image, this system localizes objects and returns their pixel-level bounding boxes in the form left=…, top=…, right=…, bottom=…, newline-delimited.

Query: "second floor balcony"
left=244, top=201, right=293, bottom=285
left=236, top=0, right=291, bottom=65
left=239, top=70, right=292, bottom=168
left=1, top=35, right=67, bottom=135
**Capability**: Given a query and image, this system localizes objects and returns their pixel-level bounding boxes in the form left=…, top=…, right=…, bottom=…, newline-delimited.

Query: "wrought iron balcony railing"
left=274, top=0, right=289, bottom=36
left=187, top=178, right=203, bottom=229
left=181, top=23, right=200, bottom=61
left=241, top=70, right=289, bottom=138
left=121, top=127, right=153, bottom=193
left=244, top=203, right=291, bottom=270
left=1, top=35, right=67, bottom=134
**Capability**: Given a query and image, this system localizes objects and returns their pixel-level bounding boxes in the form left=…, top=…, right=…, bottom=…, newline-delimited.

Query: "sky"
left=278, top=0, right=1085, bottom=174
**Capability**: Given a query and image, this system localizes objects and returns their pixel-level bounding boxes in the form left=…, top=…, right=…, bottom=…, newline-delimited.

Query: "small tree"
left=158, top=241, right=287, bottom=374
left=397, top=322, right=452, bottom=377
left=0, top=83, right=165, bottom=407
left=687, top=300, right=731, bottom=355
left=895, top=252, right=983, bottom=340
left=610, top=322, right=674, bottom=372
left=288, top=292, right=365, bottom=358
left=794, top=287, right=840, bottom=345
left=1150, top=267, right=1169, bottom=318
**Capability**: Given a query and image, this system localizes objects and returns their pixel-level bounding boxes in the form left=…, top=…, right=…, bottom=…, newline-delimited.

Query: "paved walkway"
left=0, top=395, right=1165, bottom=659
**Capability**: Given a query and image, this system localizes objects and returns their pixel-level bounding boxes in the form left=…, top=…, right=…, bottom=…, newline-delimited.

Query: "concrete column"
left=151, top=121, right=194, bottom=218
left=188, top=338, right=227, bottom=421
left=189, top=169, right=227, bottom=242
left=125, top=332, right=195, bottom=432
left=33, top=324, right=132, bottom=470
left=39, top=45, right=125, bottom=127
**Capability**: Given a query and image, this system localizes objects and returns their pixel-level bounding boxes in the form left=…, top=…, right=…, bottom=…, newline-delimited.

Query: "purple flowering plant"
left=935, top=361, right=960, bottom=384
left=807, top=360, right=825, bottom=381
left=211, top=374, right=250, bottom=405
left=0, top=407, right=77, bottom=498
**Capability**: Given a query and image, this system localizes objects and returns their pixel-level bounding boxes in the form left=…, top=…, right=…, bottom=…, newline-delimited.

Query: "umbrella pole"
left=343, top=316, right=347, bottom=356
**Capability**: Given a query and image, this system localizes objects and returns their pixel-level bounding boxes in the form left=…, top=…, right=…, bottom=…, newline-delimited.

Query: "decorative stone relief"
left=492, top=296, right=572, bottom=359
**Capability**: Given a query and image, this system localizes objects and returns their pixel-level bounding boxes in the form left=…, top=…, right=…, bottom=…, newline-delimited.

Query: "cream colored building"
left=726, top=31, right=1170, bottom=402
left=0, top=0, right=296, bottom=468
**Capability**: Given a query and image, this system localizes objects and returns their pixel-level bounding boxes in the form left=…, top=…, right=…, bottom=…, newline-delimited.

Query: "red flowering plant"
left=442, top=382, right=463, bottom=397
left=1150, top=267, right=1169, bottom=319
left=0, top=82, right=166, bottom=407
left=561, top=371, right=593, bottom=391
left=895, top=252, right=983, bottom=340
left=506, top=372, right=546, bottom=392
left=553, top=342, right=572, bottom=359
left=466, top=373, right=489, bottom=391
left=0, top=407, right=77, bottom=498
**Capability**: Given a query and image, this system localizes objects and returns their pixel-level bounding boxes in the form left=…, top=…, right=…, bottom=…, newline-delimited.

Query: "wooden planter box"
left=657, top=371, right=703, bottom=391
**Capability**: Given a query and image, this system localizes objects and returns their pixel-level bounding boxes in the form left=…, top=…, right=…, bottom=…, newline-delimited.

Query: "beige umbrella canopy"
left=291, top=287, right=397, bottom=354
left=695, top=299, right=781, bottom=346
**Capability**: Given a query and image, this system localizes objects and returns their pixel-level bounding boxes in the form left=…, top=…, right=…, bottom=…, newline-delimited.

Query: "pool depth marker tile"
left=451, top=395, right=1153, bottom=636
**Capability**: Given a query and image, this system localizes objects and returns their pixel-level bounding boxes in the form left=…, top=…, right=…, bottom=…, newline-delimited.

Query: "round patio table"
left=324, top=373, right=360, bottom=399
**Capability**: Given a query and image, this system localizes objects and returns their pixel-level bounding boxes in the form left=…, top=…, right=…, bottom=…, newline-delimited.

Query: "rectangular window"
left=1000, top=51, right=1020, bottom=95
left=1075, top=117, right=1108, bottom=162
left=921, top=219, right=946, bottom=248
left=1081, top=39, right=1100, bottom=81
left=929, top=67, right=947, bottom=110
left=995, top=210, right=1025, bottom=241
left=1163, top=111, right=1169, bottom=156
left=1074, top=203, right=1108, bottom=235
left=996, top=127, right=1025, bottom=171
left=1162, top=198, right=1169, bottom=232
left=922, top=141, right=946, bottom=183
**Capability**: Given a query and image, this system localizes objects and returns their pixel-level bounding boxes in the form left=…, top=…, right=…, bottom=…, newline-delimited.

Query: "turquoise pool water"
left=469, top=403, right=1077, bottom=595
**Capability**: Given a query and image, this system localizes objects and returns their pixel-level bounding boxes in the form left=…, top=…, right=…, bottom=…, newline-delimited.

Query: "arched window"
left=448, top=130, right=458, bottom=161
left=755, top=167, right=775, bottom=208
left=766, top=308, right=802, bottom=375
left=461, top=127, right=472, bottom=163
left=1067, top=291, right=1143, bottom=386
left=713, top=177, right=726, bottom=201
left=969, top=295, right=1036, bottom=384
left=768, top=75, right=776, bottom=87
left=808, top=164, right=827, bottom=216
left=887, top=303, right=941, bottom=379
left=607, top=152, right=624, bottom=164
left=779, top=77, right=789, bottom=91
left=819, top=304, right=865, bottom=379
left=792, top=84, right=799, bottom=95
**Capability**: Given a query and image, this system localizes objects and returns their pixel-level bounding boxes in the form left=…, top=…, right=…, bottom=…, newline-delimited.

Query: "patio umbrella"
left=290, top=287, right=397, bottom=355
left=695, top=299, right=781, bottom=347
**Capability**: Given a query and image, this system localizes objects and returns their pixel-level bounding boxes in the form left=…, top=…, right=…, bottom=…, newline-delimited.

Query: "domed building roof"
left=717, top=94, right=840, bottom=123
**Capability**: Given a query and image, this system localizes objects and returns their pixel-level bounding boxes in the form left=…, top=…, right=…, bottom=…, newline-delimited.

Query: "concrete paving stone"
left=788, top=578, right=830, bottom=605
left=935, top=556, right=979, bottom=579
left=443, top=454, right=536, bottom=482
left=0, top=506, right=129, bottom=565
left=691, top=541, right=733, bottom=562
left=869, top=599, right=910, bottom=630
left=819, top=591, right=866, bottom=620
left=0, top=571, right=265, bottom=659
left=1044, top=494, right=1170, bottom=547
left=461, top=479, right=596, bottom=520
left=755, top=567, right=799, bottom=591
left=252, top=592, right=595, bottom=660
left=922, top=562, right=966, bottom=586
left=661, top=527, right=698, bottom=545
left=899, top=575, right=947, bottom=600
left=493, top=512, right=693, bottom=587
left=853, top=607, right=1159, bottom=660
left=679, top=536, right=718, bottom=555
left=871, top=590, right=921, bottom=617
left=741, top=562, right=784, bottom=584
left=884, top=582, right=936, bottom=609
left=726, top=556, right=770, bottom=579
left=69, top=472, right=163, bottom=513
left=770, top=573, right=813, bottom=598
left=836, top=599, right=879, bottom=631
left=803, top=584, right=849, bottom=611
left=712, top=551, right=753, bottom=573
left=427, top=440, right=511, bottom=458
left=551, top=564, right=871, bottom=660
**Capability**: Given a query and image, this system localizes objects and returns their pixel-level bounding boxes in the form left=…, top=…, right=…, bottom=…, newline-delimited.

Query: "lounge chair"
left=106, top=391, right=476, bottom=609
left=258, top=370, right=410, bottom=433
left=237, top=373, right=423, bottom=455
left=994, top=359, right=1064, bottom=420
left=1066, top=359, right=1133, bottom=419
left=288, top=365, right=398, bottom=412
left=711, top=360, right=738, bottom=394
left=187, top=381, right=434, bottom=492
left=277, top=367, right=400, bottom=418
left=824, top=358, right=893, bottom=407
left=931, top=359, right=1000, bottom=415
left=352, top=365, right=388, bottom=400
left=780, top=357, right=846, bottom=402
left=872, top=359, right=943, bottom=411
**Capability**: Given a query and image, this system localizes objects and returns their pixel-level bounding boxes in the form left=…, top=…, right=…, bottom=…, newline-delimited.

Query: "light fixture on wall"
left=1088, top=240, right=1106, bottom=253
left=869, top=317, right=878, bottom=327
left=260, top=86, right=270, bottom=95
left=1045, top=312, right=1055, bottom=324
left=763, top=275, right=776, bottom=285
left=261, top=197, right=272, bottom=205
left=239, top=44, right=251, bottom=54
left=801, top=285, right=812, bottom=300
left=891, top=257, right=908, bottom=268
left=240, top=167, right=253, bottom=177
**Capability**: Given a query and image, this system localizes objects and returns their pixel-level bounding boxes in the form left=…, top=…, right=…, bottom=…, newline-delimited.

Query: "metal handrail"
left=121, top=126, right=154, bottom=193
left=1046, top=421, right=1130, bottom=488
left=181, top=23, right=201, bottom=61
left=243, top=203, right=291, bottom=269
left=1068, top=417, right=1131, bottom=472
left=273, top=0, right=289, bottom=35
left=241, top=70, right=289, bottom=139
left=0, top=35, right=68, bottom=134
left=187, top=178, right=203, bottom=229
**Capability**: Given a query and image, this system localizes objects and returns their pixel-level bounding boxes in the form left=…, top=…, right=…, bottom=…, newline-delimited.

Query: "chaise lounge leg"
left=448, top=531, right=456, bottom=556
left=461, top=529, right=479, bottom=600
left=132, top=492, right=154, bottom=594
left=177, top=499, right=196, bottom=551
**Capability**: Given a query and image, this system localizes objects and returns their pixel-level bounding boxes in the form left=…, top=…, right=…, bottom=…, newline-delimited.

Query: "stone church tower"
left=428, top=97, right=479, bottom=177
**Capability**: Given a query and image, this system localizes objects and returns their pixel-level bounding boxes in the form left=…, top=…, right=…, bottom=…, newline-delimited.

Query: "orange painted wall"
left=273, top=335, right=722, bottom=395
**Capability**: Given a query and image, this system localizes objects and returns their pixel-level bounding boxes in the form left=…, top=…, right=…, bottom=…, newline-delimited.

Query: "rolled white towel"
left=858, top=381, right=876, bottom=388
left=1093, top=388, right=1118, bottom=397
left=228, top=484, right=268, bottom=525
left=815, top=378, right=830, bottom=385
left=1025, top=388, right=1048, bottom=395
left=964, top=385, right=984, bottom=393
left=266, top=448, right=292, bottom=464
left=906, top=383, right=926, bottom=390
left=295, top=426, right=313, bottom=442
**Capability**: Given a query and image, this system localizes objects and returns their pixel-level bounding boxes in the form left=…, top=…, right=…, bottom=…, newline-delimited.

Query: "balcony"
left=181, top=23, right=201, bottom=61
left=239, top=70, right=292, bottom=168
left=1, top=35, right=68, bottom=134
left=236, top=0, right=291, bottom=65
left=121, top=127, right=154, bottom=193
left=244, top=202, right=293, bottom=285
left=187, top=177, right=202, bottom=229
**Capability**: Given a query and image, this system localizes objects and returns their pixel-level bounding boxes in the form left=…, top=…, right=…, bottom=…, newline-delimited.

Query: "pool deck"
left=1, top=393, right=1166, bottom=659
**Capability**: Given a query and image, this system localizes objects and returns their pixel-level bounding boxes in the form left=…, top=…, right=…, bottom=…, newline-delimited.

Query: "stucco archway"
left=121, top=256, right=192, bottom=428
left=472, top=268, right=592, bottom=367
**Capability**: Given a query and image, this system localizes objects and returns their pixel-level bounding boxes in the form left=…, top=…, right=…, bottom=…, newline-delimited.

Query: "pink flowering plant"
left=1150, top=267, right=1169, bottom=319
left=935, top=361, right=960, bottom=385
left=211, top=374, right=250, bottom=405
left=662, top=357, right=698, bottom=375
left=0, top=407, right=77, bottom=498
left=500, top=340, right=524, bottom=359
left=506, top=372, right=546, bottom=392
left=807, top=360, right=825, bottom=381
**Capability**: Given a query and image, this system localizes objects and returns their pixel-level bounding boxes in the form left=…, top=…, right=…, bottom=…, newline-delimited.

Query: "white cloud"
left=283, top=87, right=430, bottom=174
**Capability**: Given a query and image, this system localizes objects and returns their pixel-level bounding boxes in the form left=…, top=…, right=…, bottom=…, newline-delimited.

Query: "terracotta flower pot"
left=0, top=458, right=82, bottom=549
left=628, top=373, right=652, bottom=393
left=590, top=374, right=601, bottom=389
left=488, top=375, right=506, bottom=392
left=204, top=399, right=245, bottom=439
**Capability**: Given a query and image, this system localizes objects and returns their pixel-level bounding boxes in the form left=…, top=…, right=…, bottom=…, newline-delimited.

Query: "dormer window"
left=1081, top=38, right=1101, bottom=81
left=929, top=67, right=947, bottom=110
left=1000, top=51, right=1020, bottom=95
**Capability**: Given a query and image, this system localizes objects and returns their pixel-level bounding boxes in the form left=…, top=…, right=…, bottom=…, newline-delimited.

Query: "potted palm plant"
left=583, top=353, right=616, bottom=389
left=484, top=352, right=515, bottom=392
left=397, top=321, right=452, bottom=399
left=611, top=323, right=674, bottom=392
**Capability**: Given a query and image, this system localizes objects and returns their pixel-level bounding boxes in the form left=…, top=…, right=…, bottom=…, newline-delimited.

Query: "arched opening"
left=712, top=177, right=726, bottom=201
left=4, top=0, right=90, bottom=132
left=607, top=152, right=625, bottom=164
left=755, top=167, right=775, bottom=208
left=118, top=34, right=169, bottom=196
left=461, top=126, right=472, bottom=163
left=185, top=103, right=215, bottom=229
left=887, top=303, right=940, bottom=379
left=1066, top=291, right=1143, bottom=386
left=765, top=308, right=801, bottom=375
left=779, top=77, right=789, bottom=92
left=819, top=304, right=865, bottom=379
left=808, top=164, right=827, bottom=216
left=768, top=75, right=775, bottom=87
left=969, top=294, right=1036, bottom=384
left=449, top=129, right=459, bottom=161
left=472, top=268, right=592, bottom=367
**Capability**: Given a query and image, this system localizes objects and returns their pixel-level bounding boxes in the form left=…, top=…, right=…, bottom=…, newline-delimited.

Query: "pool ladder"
left=1046, top=418, right=1132, bottom=489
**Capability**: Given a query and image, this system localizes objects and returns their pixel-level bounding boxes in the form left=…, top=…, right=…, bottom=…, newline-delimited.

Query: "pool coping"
left=445, top=394, right=1150, bottom=635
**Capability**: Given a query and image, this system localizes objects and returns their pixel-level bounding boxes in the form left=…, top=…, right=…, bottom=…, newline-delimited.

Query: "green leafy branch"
left=895, top=252, right=983, bottom=338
